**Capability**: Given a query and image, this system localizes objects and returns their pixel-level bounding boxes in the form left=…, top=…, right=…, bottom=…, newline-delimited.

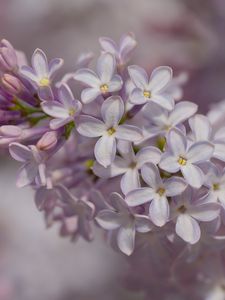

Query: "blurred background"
left=0, top=0, right=225, bottom=299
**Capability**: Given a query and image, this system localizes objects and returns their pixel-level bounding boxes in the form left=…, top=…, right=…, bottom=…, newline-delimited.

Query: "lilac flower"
left=141, top=101, right=197, bottom=141
left=56, top=185, right=95, bottom=241
left=41, top=84, right=82, bottom=130
left=189, top=114, right=225, bottom=161
left=74, top=53, right=123, bottom=104
left=77, top=96, right=142, bottom=167
left=0, top=39, right=18, bottom=72
left=171, top=188, right=220, bottom=244
left=159, top=128, right=214, bottom=188
left=9, top=142, right=47, bottom=187
left=93, top=141, right=161, bottom=194
left=99, top=33, right=137, bottom=66
left=96, top=192, right=152, bottom=255
left=128, top=65, right=174, bottom=110
left=126, top=163, right=187, bottom=226
left=20, top=48, right=63, bottom=99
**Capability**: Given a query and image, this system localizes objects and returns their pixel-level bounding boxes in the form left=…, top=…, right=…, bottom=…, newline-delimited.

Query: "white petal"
left=41, top=101, right=69, bottom=118
left=58, top=83, right=74, bottom=108
left=126, top=188, right=155, bottom=206
left=189, top=203, right=220, bottom=221
left=94, top=135, right=116, bottom=167
left=168, top=128, right=187, bottom=157
left=141, top=163, right=162, bottom=188
left=164, top=177, right=187, bottom=197
left=129, top=88, right=147, bottom=105
left=117, top=223, right=135, bottom=256
left=96, top=210, right=122, bottom=230
left=149, top=66, right=172, bottom=93
left=93, top=156, right=128, bottom=178
left=50, top=118, right=70, bottom=130
left=16, top=162, right=38, bottom=187
left=9, top=143, right=32, bottom=162
left=108, top=75, right=123, bottom=92
left=97, top=53, right=115, bottom=83
left=169, top=101, right=198, bottom=126
left=151, top=93, right=174, bottom=111
left=49, top=58, right=64, bottom=78
left=135, top=215, right=152, bottom=233
left=175, top=214, right=201, bottom=244
left=77, top=115, right=105, bottom=137
left=74, top=68, right=100, bottom=87
left=101, top=96, right=124, bottom=127
left=159, top=153, right=180, bottom=173
left=187, top=141, right=214, bottom=163
left=116, top=125, right=142, bottom=142
left=99, top=37, right=118, bottom=56
left=128, top=65, right=148, bottom=89
left=189, top=114, right=212, bottom=141
left=81, top=87, right=100, bottom=104
left=149, top=196, right=169, bottom=227
left=181, top=164, right=204, bottom=188
left=214, top=142, right=225, bottom=161
left=121, top=169, right=140, bottom=195
left=31, top=48, right=48, bottom=77
left=136, top=146, right=161, bottom=168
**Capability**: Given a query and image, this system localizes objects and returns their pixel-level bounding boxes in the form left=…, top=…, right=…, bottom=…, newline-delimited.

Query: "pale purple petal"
left=58, top=83, right=74, bottom=107
left=16, top=162, right=37, bottom=187
left=164, top=177, right=187, bottom=197
left=50, top=118, right=70, bottom=130
left=94, top=135, right=116, bottom=167
left=115, top=125, right=142, bottom=142
left=129, top=88, right=147, bottom=105
left=169, top=101, right=198, bottom=126
left=135, top=215, right=152, bottom=233
left=168, top=128, right=187, bottom=157
left=141, top=163, right=162, bottom=188
left=136, top=146, right=161, bottom=168
left=189, top=114, right=212, bottom=141
left=175, top=214, right=201, bottom=244
left=117, top=223, right=135, bottom=256
left=151, top=93, right=174, bottom=111
left=96, top=210, right=122, bottom=230
left=41, top=101, right=69, bottom=118
left=214, top=142, right=225, bottom=161
left=189, top=203, right=220, bottom=221
left=77, top=115, right=105, bottom=137
left=81, top=87, right=100, bottom=104
left=187, top=141, right=214, bottom=163
left=149, top=66, right=172, bottom=93
left=9, top=143, right=32, bottom=162
left=97, top=53, right=115, bottom=83
left=49, top=58, right=64, bottom=78
left=149, top=196, right=169, bottom=227
left=74, top=68, right=100, bottom=87
left=108, top=75, right=123, bottom=92
left=181, top=164, right=205, bottom=188
left=119, top=33, right=137, bottom=64
left=121, top=169, right=140, bottom=195
left=31, top=48, right=48, bottom=77
left=109, top=193, right=129, bottom=213
left=99, top=37, right=118, bottom=56
left=20, top=65, right=38, bottom=84
left=126, top=188, right=155, bottom=206
left=128, top=65, right=148, bottom=89
left=159, top=153, right=180, bottom=173
left=101, top=96, right=124, bottom=127
left=93, top=156, right=128, bottom=178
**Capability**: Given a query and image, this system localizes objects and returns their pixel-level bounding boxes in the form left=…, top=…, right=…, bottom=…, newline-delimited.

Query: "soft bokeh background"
left=0, top=0, right=225, bottom=299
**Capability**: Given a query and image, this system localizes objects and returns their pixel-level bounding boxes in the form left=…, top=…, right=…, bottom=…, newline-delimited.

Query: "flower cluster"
left=1, top=34, right=225, bottom=270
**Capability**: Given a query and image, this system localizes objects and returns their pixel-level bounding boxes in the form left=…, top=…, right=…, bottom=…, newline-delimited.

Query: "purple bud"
left=37, top=131, right=58, bottom=151
left=1, top=74, right=23, bottom=95
left=0, top=39, right=18, bottom=72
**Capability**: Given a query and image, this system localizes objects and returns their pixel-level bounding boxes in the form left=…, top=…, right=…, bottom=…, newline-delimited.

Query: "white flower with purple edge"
left=96, top=192, right=152, bottom=255
left=20, top=48, right=63, bottom=99
left=93, top=140, right=161, bottom=195
left=9, top=142, right=47, bottom=187
left=99, top=32, right=137, bottom=66
left=74, top=53, right=123, bottom=104
left=126, top=163, right=187, bottom=227
left=159, top=128, right=214, bottom=188
left=128, top=65, right=174, bottom=110
left=76, top=96, right=142, bottom=167
left=171, top=188, right=220, bottom=244
left=41, top=83, right=82, bottom=130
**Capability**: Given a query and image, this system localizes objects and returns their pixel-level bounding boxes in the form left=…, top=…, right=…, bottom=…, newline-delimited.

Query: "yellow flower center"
left=39, top=77, right=50, bottom=87
left=100, top=84, right=109, bottom=93
left=213, top=183, right=220, bottom=191
left=157, top=187, right=165, bottom=196
left=178, top=156, right=187, bottom=166
left=107, top=127, right=116, bottom=136
left=177, top=205, right=187, bottom=214
left=68, top=108, right=76, bottom=117
left=143, top=90, right=151, bottom=98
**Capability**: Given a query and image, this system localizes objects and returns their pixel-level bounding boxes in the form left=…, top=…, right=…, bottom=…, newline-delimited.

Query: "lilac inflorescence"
left=2, top=33, right=225, bottom=298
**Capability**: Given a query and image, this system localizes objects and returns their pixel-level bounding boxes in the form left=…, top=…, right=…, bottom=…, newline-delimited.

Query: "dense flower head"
left=1, top=34, right=225, bottom=299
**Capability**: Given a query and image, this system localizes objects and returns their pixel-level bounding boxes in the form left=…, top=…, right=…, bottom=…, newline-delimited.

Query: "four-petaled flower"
left=126, top=163, right=187, bottom=226
left=74, top=53, right=123, bottom=104
left=128, top=65, right=174, bottom=110
left=159, top=128, right=214, bottom=188
left=96, top=192, right=152, bottom=255
left=41, top=83, right=82, bottom=130
left=20, top=48, right=63, bottom=99
left=77, top=96, right=142, bottom=167
left=93, top=141, right=161, bottom=194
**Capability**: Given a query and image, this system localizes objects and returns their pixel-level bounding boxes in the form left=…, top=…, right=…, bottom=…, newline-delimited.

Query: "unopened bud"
left=37, top=131, right=58, bottom=151
left=0, top=39, right=18, bottom=72
left=1, top=74, right=23, bottom=95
